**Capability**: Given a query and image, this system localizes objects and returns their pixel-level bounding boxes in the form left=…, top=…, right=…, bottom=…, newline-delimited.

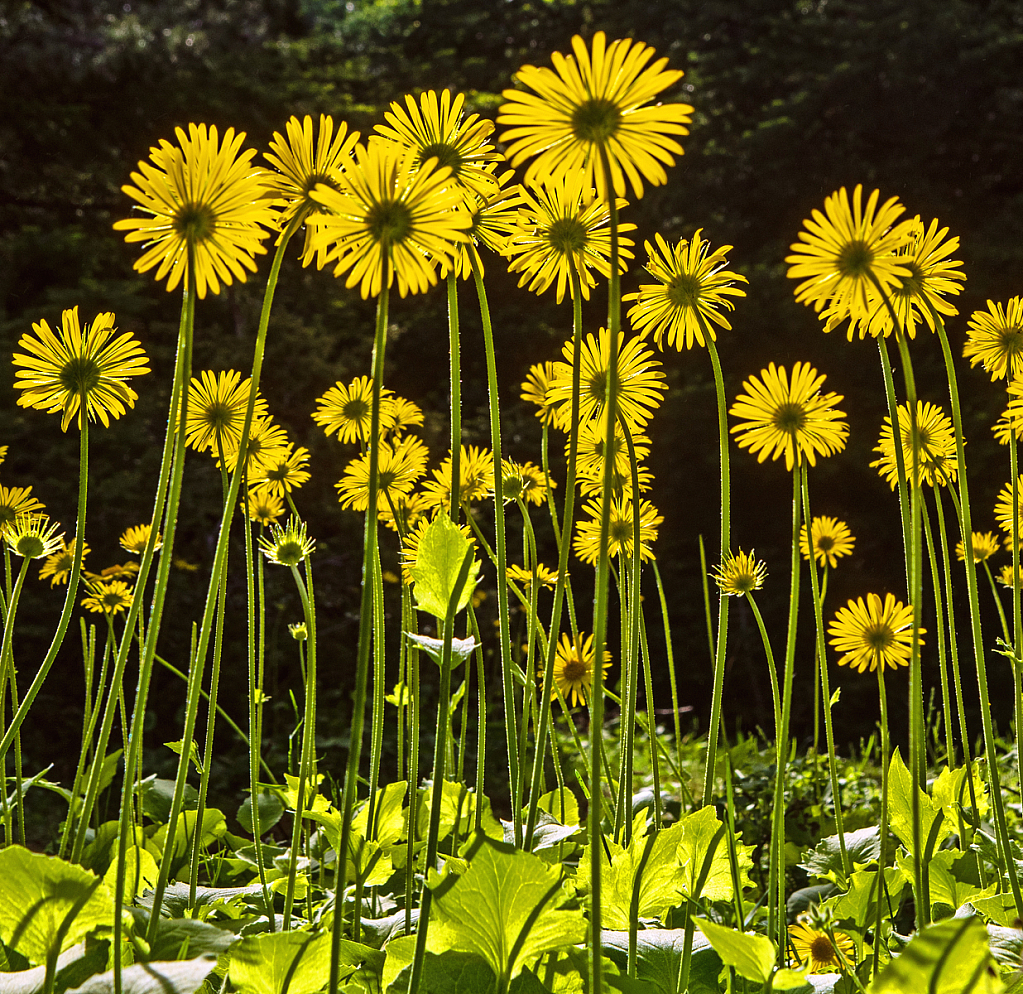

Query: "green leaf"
left=413, top=781, right=502, bottom=844
left=227, top=932, right=371, bottom=994
left=150, top=809, right=227, bottom=877
left=692, top=917, right=775, bottom=985
left=409, top=515, right=480, bottom=619
left=163, top=740, right=203, bottom=774
left=823, top=868, right=905, bottom=932
left=63, top=957, right=217, bottom=994
left=427, top=837, right=586, bottom=983
left=933, top=764, right=989, bottom=823
left=868, top=916, right=1003, bottom=993
left=405, top=634, right=478, bottom=668
left=102, top=846, right=159, bottom=904
left=129, top=910, right=236, bottom=961
left=386, top=948, right=497, bottom=994
left=137, top=778, right=197, bottom=822
left=897, top=850, right=995, bottom=917
left=354, top=781, right=407, bottom=846
left=773, top=967, right=812, bottom=990
left=0, top=941, right=96, bottom=994
left=676, top=806, right=751, bottom=903
left=0, top=847, right=114, bottom=967
left=887, top=748, right=946, bottom=857
left=801, top=826, right=881, bottom=885
left=537, top=788, right=579, bottom=827
left=602, top=929, right=721, bottom=994
left=236, top=790, right=285, bottom=836
left=972, top=891, right=1022, bottom=927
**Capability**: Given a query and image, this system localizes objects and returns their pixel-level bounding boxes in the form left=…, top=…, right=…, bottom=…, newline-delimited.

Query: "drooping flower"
left=993, top=476, right=1023, bottom=538
left=309, top=140, right=471, bottom=298
left=503, top=172, right=634, bottom=303
left=550, top=632, right=612, bottom=707
left=800, top=516, right=855, bottom=569
left=870, top=400, right=958, bottom=489
left=828, top=593, right=922, bottom=673
left=573, top=496, right=662, bottom=564
left=963, top=297, right=1023, bottom=382
left=13, top=308, right=150, bottom=431
left=730, top=362, right=848, bottom=470
left=385, top=397, right=425, bottom=438
left=5, top=514, right=63, bottom=560
left=184, top=369, right=268, bottom=455
left=114, top=123, right=275, bottom=298
left=508, top=563, right=560, bottom=591
left=955, top=531, right=1001, bottom=564
left=711, top=550, right=767, bottom=597
left=258, top=515, right=315, bottom=566
left=626, top=231, right=748, bottom=350
left=499, top=31, right=693, bottom=200
left=788, top=922, right=855, bottom=974
left=119, top=523, right=162, bottom=555
left=786, top=185, right=913, bottom=337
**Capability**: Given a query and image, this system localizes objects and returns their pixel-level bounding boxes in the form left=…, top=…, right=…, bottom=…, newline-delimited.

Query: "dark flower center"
left=773, top=401, right=807, bottom=434
left=302, top=171, right=340, bottom=197
left=836, top=239, right=873, bottom=278
left=419, top=142, right=463, bottom=172
left=572, top=98, right=622, bottom=144
left=367, top=200, right=413, bottom=246
left=343, top=398, right=370, bottom=422
left=59, top=356, right=102, bottom=396
left=202, top=401, right=236, bottom=431
left=817, top=536, right=835, bottom=551
left=547, top=217, right=588, bottom=255
left=610, top=519, right=632, bottom=544
left=809, top=935, right=836, bottom=963
left=275, top=540, right=305, bottom=566
left=16, top=535, right=45, bottom=558
left=865, top=624, right=894, bottom=652
left=667, top=272, right=704, bottom=310
left=999, top=327, right=1023, bottom=355
left=174, top=202, right=217, bottom=244
left=561, top=656, right=588, bottom=683
left=895, top=260, right=924, bottom=298
left=379, top=469, right=398, bottom=491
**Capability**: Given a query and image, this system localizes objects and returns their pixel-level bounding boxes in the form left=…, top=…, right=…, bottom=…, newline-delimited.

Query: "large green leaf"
left=823, top=868, right=905, bottom=933
left=800, top=826, right=881, bottom=886
left=693, top=917, right=775, bottom=986
left=428, top=837, right=586, bottom=983
left=602, top=929, right=722, bottom=994
left=236, top=790, right=285, bottom=837
left=102, top=847, right=158, bottom=904
left=64, top=957, right=217, bottom=994
left=898, top=850, right=995, bottom=917
left=354, top=782, right=407, bottom=847
left=150, top=809, right=227, bottom=876
left=227, top=932, right=372, bottom=994
left=868, top=917, right=1003, bottom=994
left=409, top=515, right=480, bottom=619
left=676, top=806, right=751, bottom=903
left=0, top=847, right=114, bottom=967
left=887, top=748, right=946, bottom=857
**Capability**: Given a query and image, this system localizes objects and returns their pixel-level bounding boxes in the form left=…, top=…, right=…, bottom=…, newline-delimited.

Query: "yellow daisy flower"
left=499, top=31, right=692, bottom=200
left=183, top=369, right=268, bottom=454
left=249, top=444, right=311, bottom=497
left=800, top=516, right=855, bottom=569
left=521, top=361, right=564, bottom=428
left=956, top=531, right=1002, bottom=564
left=963, top=297, right=1023, bottom=382
left=508, top=563, right=559, bottom=591
left=994, top=476, right=1023, bottom=538
left=384, top=397, right=425, bottom=438
left=501, top=459, right=552, bottom=506
left=309, top=140, right=471, bottom=299
left=336, top=436, right=429, bottom=512
left=0, top=485, right=45, bottom=537
left=503, top=172, right=634, bottom=303
left=828, top=593, right=922, bottom=673
left=119, top=523, right=162, bottom=555
left=245, top=487, right=285, bottom=527
left=81, top=579, right=134, bottom=616
left=870, top=400, right=959, bottom=490
left=573, top=416, right=653, bottom=498
left=313, top=375, right=396, bottom=445
left=711, top=550, right=767, bottom=596
left=39, top=537, right=89, bottom=587
left=85, top=562, right=140, bottom=583
left=730, top=362, right=848, bottom=471
left=785, top=185, right=913, bottom=337
left=264, top=114, right=360, bottom=265
left=625, top=230, right=748, bottom=350
left=0, top=446, right=7, bottom=469
left=13, top=308, right=150, bottom=432
left=258, top=515, right=315, bottom=566
left=788, top=922, right=855, bottom=974
left=6, top=514, right=63, bottom=560
left=378, top=491, right=429, bottom=535
left=997, top=564, right=1023, bottom=589
left=216, top=415, right=290, bottom=477
left=373, top=89, right=502, bottom=199
left=114, top=123, right=275, bottom=298
left=443, top=167, right=524, bottom=279
left=573, top=496, right=662, bottom=564
left=420, top=445, right=495, bottom=510
left=857, top=216, right=965, bottom=340
left=550, top=328, right=666, bottom=432
left=550, top=632, right=612, bottom=707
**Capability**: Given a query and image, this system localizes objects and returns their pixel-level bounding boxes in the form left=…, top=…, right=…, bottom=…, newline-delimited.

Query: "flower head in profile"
left=508, top=563, right=560, bottom=591
left=500, top=459, right=552, bottom=506
left=336, top=436, right=429, bottom=512
left=114, top=123, right=275, bottom=298
left=81, top=579, right=134, bottom=615
left=994, top=476, right=1023, bottom=538
left=259, top=515, right=315, bottom=566
left=549, top=328, right=666, bottom=432
left=309, top=140, right=471, bottom=298
left=786, top=185, right=913, bottom=337
left=711, top=550, right=766, bottom=597
left=374, top=89, right=502, bottom=199
left=626, top=231, right=748, bottom=350
left=992, top=374, right=1023, bottom=445
left=800, top=516, right=855, bottom=569
left=521, top=361, right=564, bottom=427
left=551, top=632, right=612, bottom=707
left=85, top=562, right=140, bottom=583
left=956, top=531, right=1001, bottom=564
left=378, top=491, right=429, bottom=536
left=245, top=488, right=285, bottom=527
left=788, top=922, right=855, bottom=974
left=6, top=514, right=63, bottom=560
left=963, top=297, right=1023, bottom=382
left=870, top=401, right=958, bottom=489
left=730, top=362, right=848, bottom=470
left=14, top=308, right=150, bottom=431
left=184, top=369, right=268, bottom=454
left=420, top=445, right=495, bottom=510
left=503, top=172, right=634, bottom=303
left=39, top=537, right=89, bottom=587
left=0, top=485, right=45, bottom=537
left=313, top=376, right=395, bottom=445
left=856, top=216, right=965, bottom=340
left=499, top=31, right=692, bottom=200
left=385, top=397, right=425, bottom=438
left=574, top=496, right=662, bottom=564
left=289, top=621, right=308, bottom=641
left=264, top=114, right=360, bottom=265
left=443, top=168, right=524, bottom=280
left=829, top=593, right=922, bottom=673
left=119, top=524, right=162, bottom=556
left=997, top=564, right=1023, bottom=589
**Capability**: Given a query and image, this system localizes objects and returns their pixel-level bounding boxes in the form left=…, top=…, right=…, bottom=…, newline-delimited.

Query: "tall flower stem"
left=701, top=330, right=731, bottom=806
left=872, top=663, right=892, bottom=981
left=652, top=561, right=684, bottom=780
left=468, top=247, right=520, bottom=844
left=525, top=266, right=584, bottom=848
left=929, top=304, right=1023, bottom=917
left=921, top=501, right=954, bottom=762
left=1008, top=412, right=1023, bottom=790
left=447, top=272, right=462, bottom=523
left=329, top=267, right=390, bottom=994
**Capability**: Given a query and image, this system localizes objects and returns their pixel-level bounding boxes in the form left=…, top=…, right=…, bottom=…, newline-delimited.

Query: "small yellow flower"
left=800, top=516, right=855, bottom=569
left=81, top=579, right=134, bottom=616
left=216, top=415, right=290, bottom=477
left=508, top=563, right=559, bottom=590
left=249, top=444, right=311, bottom=497
left=501, top=459, right=552, bottom=506
left=119, top=523, right=162, bottom=555
left=85, top=562, right=140, bottom=583
left=385, top=397, right=425, bottom=438
left=551, top=632, right=612, bottom=707
left=788, top=922, right=855, bottom=974
left=870, top=401, right=958, bottom=489
left=258, top=515, right=314, bottom=566
left=711, top=550, right=766, bottom=596
left=0, top=485, right=45, bottom=537
left=312, top=376, right=395, bottom=445
left=963, top=297, right=1023, bottom=382
left=245, top=488, right=285, bottom=527
left=377, top=491, right=429, bottom=536
left=183, top=369, right=268, bottom=455
left=521, top=361, right=564, bottom=428
left=6, top=514, right=63, bottom=560
left=289, top=621, right=308, bottom=641
left=956, top=531, right=1002, bottom=564
left=420, top=445, right=494, bottom=510
left=39, top=537, right=89, bottom=587
left=336, top=436, right=429, bottom=512
left=997, top=564, right=1023, bottom=589
left=828, top=593, right=922, bottom=673
left=572, top=416, right=652, bottom=494
left=994, top=476, right=1023, bottom=538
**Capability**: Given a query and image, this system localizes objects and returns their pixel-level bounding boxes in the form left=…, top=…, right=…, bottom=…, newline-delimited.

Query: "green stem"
left=873, top=664, right=891, bottom=981
left=653, top=561, right=685, bottom=785
left=448, top=272, right=461, bottom=523
left=921, top=498, right=954, bottom=764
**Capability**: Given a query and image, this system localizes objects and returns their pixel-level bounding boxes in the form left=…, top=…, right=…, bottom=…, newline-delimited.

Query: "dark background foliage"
left=2, top=0, right=1023, bottom=826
